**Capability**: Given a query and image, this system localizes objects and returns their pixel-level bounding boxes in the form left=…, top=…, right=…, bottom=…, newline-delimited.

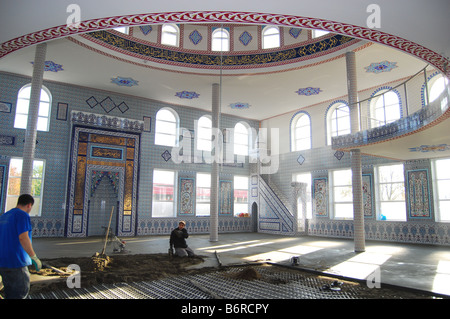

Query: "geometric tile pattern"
left=111, top=76, right=139, bottom=87
left=189, top=30, right=202, bottom=45
left=30, top=60, right=64, bottom=72
left=139, top=25, right=152, bottom=36
left=239, top=31, right=252, bottom=46
left=295, top=87, right=322, bottom=96
left=175, top=91, right=200, bottom=99
left=364, top=60, right=398, bottom=73
left=289, top=28, right=302, bottom=38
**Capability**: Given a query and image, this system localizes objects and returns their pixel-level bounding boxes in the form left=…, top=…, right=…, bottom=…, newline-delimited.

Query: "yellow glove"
left=31, top=255, right=42, bottom=271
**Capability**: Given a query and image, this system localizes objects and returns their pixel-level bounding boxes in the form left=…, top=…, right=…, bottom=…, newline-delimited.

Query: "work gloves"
left=31, top=255, right=42, bottom=271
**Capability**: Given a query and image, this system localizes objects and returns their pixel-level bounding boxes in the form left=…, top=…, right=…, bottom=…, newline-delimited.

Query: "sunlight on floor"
left=279, top=244, right=323, bottom=255
left=433, top=260, right=450, bottom=295
left=197, top=240, right=277, bottom=253
left=244, top=251, right=293, bottom=263
left=325, top=251, right=392, bottom=280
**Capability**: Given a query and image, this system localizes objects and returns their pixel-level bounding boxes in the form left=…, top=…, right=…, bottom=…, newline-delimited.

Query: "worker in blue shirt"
left=0, top=194, right=42, bottom=299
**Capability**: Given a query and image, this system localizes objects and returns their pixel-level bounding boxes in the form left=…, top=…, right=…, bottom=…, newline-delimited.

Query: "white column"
left=346, top=51, right=360, bottom=133
left=210, top=83, right=220, bottom=242
left=346, top=51, right=365, bottom=252
left=351, top=149, right=365, bottom=252
left=20, top=42, right=47, bottom=195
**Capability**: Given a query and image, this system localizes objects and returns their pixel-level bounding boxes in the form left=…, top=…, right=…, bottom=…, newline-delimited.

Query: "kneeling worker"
left=170, top=221, right=195, bottom=257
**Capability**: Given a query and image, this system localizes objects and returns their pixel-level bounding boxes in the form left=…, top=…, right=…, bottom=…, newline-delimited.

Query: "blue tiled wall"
left=0, top=72, right=257, bottom=237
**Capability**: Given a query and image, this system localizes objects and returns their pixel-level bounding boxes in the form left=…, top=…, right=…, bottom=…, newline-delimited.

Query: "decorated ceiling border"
left=83, top=30, right=355, bottom=68
left=0, top=11, right=448, bottom=76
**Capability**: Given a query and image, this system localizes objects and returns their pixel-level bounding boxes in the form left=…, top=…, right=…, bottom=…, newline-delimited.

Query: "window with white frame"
left=428, top=74, right=449, bottom=104
left=375, top=163, right=406, bottom=221
left=234, top=176, right=249, bottom=217
left=234, top=122, right=251, bottom=156
left=14, top=84, right=51, bottom=131
left=196, top=116, right=212, bottom=151
left=161, top=24, right=179, bottom=47
left=291, top=112, right=311, bottom=151
left=6, top=158, right=45, bottom=217
left=330, top=169, right=353, bottom=219
left=370, top=89, right=401, bottom=128
left=293, top=173, right=312, bottom=219
left=155, top=108, right=179, bottom=147
left=211, top=28, right=230, bottom=51
left=262, top=26, right=280, bottom=49
left=433, top=158, right=450, bottom=222
left=152, top=169, right=176, bottom=217
left=196, top=173, right=211, bottom=216
left=327, top=102, right=350, bottom=145
left=312, top=29, right=330, bottom=38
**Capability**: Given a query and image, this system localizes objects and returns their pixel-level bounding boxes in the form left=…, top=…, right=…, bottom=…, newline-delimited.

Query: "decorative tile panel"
left=313, top=178, right=328, bottom=217
left=407, top=169, right=432, bottom=219
left=178, top=178, right=195, bottom=215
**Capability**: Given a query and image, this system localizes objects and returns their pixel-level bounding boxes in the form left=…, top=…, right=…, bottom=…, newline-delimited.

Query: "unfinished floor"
left=29, top=232, right=450, bottom=298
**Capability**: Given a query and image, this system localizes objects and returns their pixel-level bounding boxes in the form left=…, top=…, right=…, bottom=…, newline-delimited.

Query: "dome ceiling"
left=0, top=23, right=429, bottom=121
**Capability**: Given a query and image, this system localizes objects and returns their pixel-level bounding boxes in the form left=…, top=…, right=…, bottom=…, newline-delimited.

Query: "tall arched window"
left=197, top=115, right=212, bottom=151
left=369, top=89, right=401, bottom=128
left=234, top=122, right=251, bottom=156
left=161, top=24, right=179, bottom=47
left=14, top=84, right=51, bottom=132
left=428, top=74, right=448, bottom=103
left=262, top=26, right=280, bottom=49
left=291, top=112, right=311, bottom=151
left=211, top=28, right=230, bottom=51
left=327, top=101, right=350, bottom=145
left=155, top=108, right=179, bottom=147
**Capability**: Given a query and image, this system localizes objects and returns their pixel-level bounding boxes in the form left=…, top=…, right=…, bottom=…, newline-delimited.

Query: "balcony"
left=332, top=68, right=450, bottom=161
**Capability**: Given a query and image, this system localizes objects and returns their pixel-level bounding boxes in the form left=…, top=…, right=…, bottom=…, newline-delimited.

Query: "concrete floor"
left=32, top=232, right=450, bottom=297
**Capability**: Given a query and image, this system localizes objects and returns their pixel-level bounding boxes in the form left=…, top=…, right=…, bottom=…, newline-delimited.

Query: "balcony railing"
left=332, top=66, right=450, bottom=150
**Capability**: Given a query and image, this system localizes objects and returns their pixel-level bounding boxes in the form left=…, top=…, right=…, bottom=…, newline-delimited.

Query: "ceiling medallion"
left=30, top=60, right=63, bottom=72
left=295, top=87, right=322, bottom=96
left=365, top=61, right=398, bottom=73
left=111, top=76, right=139, bottom=87
left=175, top=91, right=200, bottom=99
left=229, top=102, right=250, bottom=109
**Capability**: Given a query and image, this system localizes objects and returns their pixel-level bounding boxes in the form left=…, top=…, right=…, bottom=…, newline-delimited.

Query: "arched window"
left=197, top=115, right=212, bottom=151
left=211, top=28, right=230, bottom=51
left=290, top=112, right=311, bottom=151
left=155, top=108, right=179, bottom=147
left=369, top=89, right=401, bottom=128
left=327, top=101, right=350, bottom=145
left=234, top=122, right=251, bottom=156
left=262, top=26, right=280, bottom=49
left=161, top=24, right=179, bottom=47
left=428, top=74, right=448, bottom=103
left=14, top=84, right=51, bottom=132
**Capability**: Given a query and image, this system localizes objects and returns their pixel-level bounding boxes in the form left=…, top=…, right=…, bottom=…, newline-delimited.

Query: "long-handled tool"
left=42, top=262, right=72, bottom=275
left=101, top=206, right=115, bottom=256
